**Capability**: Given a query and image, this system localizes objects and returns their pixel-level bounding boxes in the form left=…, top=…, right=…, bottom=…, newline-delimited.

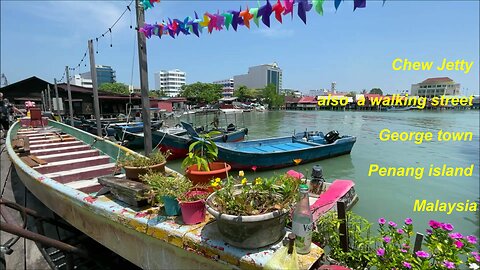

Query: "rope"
left=0, top=164, right=12, bottom=199
left=152, top=129, right=167, bottom=151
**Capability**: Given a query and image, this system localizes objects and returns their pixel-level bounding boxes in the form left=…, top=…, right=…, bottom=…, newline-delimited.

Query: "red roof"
left=421, top=77, right=453, bottom=84
left=285, top=96, right=301, bottom=103
left=298, top=96, right=317, bottom=104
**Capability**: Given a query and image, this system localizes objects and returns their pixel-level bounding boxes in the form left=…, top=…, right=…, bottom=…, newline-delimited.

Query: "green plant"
left=314, top=214, right=480, bottom=270
left=177, top=186, right=210, bottom=202
left=181, top=134, right=218, bottom=171
left=313, top=211, right=376, bottom=269
left=141, top=172, right=192, bottom=205
left=118, top=150, right=169, bottom=168
left=209, top=172, right=300, bottom=216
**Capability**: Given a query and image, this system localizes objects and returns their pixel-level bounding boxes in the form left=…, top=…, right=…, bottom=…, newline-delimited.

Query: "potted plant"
left=117, top=150, right=169, bottom=181
left=141, top=172, right=192, bottom=216
left=178, top=187, right=210, bottom=225
left=205, top=173, right=300, bottom=249
left=182, top=134, right=231, bottom=185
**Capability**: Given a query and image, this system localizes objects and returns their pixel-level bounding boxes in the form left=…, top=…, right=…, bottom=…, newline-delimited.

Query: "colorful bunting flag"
left=140, top=0, right=375, bottom=39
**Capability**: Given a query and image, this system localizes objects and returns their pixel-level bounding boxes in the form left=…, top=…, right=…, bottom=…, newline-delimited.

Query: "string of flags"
left=140, top=0, right=377, bottom=39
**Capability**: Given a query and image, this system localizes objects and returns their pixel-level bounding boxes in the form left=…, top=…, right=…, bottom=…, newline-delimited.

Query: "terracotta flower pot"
left=185, top=162, right=231, bottom=185
left=124, top=161, right=166, bottom=181
left=179, top=189, right=210, bottom=225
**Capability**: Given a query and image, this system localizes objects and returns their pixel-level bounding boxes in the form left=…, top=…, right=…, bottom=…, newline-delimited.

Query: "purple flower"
left=402, top=244, right=410, bottom=249
left=443, top=260, right=455, bottom=269
left=448, top=232, right=463, bottom=239
left=383, top=236, right=391, bottom=243
left=442, top=223, right=454, bottom=231
left=378, top=218, right=386, bottom=225
left=428, top=219, right=442, bottom=229
left=426, top=229, right=433, bottom=235
left=415, top=250, right=430, bottom=258
left=403, top=262, right=412, bottom=269
left=466, top=235, right=478, bottom=244
left=397, top=229, right=405, bottom=234
left=400, top=249, right=408, bottom=253
left=454, top=240, right=464, bottom=249
left=404, top=218, right=412, bottom=225
left=388, top=221, right=397, bottom=227
left=472, top=251, right=480, bottom=262
left=376, top=248, right=385, bottom=257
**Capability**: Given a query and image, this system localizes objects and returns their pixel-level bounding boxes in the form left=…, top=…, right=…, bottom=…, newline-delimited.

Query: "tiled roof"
left=298, top=96, right=318, bottom=104
left=421, top=77, right=453, bottom=84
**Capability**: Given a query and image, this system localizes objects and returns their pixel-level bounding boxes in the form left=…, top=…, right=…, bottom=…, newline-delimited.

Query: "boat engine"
left=227, top=123, right=236, bottom=132
left=324, top=130, right=340, bottom=144
left=310, top=165, right=325, bottom=195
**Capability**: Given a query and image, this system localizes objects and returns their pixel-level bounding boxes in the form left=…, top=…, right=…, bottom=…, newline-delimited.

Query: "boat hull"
left=216, top=136, right=356, bottom=170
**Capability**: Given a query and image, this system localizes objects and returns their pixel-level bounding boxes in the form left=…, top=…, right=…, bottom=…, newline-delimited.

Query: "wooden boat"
left=120, top=123, right=248, bottom=158
left=5, top=120, right=323, bottom=269
left=184, top=125, right=356, bottom=170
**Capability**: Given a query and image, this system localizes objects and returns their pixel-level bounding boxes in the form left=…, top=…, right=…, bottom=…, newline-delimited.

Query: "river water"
left=164, top=110, right=479, bottom=236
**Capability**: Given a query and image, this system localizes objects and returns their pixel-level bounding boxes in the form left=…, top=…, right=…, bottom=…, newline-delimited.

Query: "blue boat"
left=184, top=126, right=356, bottom=170
left=119, top=122, right=248, bottom=157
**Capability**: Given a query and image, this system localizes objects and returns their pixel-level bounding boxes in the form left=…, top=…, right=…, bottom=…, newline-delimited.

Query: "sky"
left=1, top=1, right=479, bottom=95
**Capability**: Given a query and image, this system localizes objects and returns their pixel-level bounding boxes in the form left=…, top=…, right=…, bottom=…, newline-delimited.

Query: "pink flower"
left=443, top=260, right=455, bottom=269
left=397, top=229, right=404, bottom=234
left=466, top=235, right=478, bottom=244
left=378, top=218, right=386, bottom=225
left=404, top=218, right=412, bottom=225
left=400, top=249, right=408, bottom=253
left=251, top=166, right=257, bottom=172
left=448, top=232, right=463, bottom=239
left=442, top=223, right=454, bottom=231
left=415, top=250, right=430, bottom=258
left=454, top=240, right=464, bottom=249
left=428, top=220, right=442, bottom=229
left=403, top=262, right=412, bottom=269
left=472, top=251, right=480, bottom=262
left=383, top=236, right=391, bottom=243
left=388, top=221, right=397, bottom=227
left=376, top=248, right=385, bottom=257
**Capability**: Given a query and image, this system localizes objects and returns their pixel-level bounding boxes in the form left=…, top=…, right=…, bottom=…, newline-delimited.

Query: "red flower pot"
left=185, top=162, right=231, bottom=185
left=180, top=189, right=210, bottom=225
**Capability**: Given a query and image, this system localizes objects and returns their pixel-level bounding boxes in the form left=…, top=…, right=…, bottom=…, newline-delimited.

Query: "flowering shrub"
left=209, top=172, right=300, bottom=216
left=371, top=218, right=478, bottom=269
left=315, top=214, right=479, bottom=270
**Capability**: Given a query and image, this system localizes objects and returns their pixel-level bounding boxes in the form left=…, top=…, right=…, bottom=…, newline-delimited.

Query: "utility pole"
left=54, top=78, right=61, bottom=115
left=41, top=90, right=46, bottom=111
left=46, top=84, right=52, bottom=111
left=88, top=39, right=102, bottom=137
left=66, top=66, right=74, bottom=126
left=135, top=0, right=152, bottom=155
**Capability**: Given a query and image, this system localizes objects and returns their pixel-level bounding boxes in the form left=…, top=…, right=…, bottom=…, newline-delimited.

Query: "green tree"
left=234, top=85, right=255, bottom=101
left=179, top=82, right=222, bottom=103
left=346, top=91, right=357, bottom=97
left=261, top=84, right=284, bottom=109
left=369, top=88, right=383, bottom=95
left=99, top=82, right=129, bottom=95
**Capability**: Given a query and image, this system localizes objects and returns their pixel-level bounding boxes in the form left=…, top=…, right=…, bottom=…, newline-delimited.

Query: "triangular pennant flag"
left=354, top=0, right=366, bottom=11
left=312, top=0, right=324, bottom=15
left=334, top=0, right=342, bottom=10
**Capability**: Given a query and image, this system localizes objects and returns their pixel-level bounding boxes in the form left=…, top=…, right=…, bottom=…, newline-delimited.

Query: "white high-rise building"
left=70, top=74, right=93, bottom=88
left=233, top=63, right=283, bottom=93
left=154, top=69, right=186, bottom=97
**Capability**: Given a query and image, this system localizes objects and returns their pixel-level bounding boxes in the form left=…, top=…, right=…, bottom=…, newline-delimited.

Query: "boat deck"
left=15, top=127, right=117, bottom=194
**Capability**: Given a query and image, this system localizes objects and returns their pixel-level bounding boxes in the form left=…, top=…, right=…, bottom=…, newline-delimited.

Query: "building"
left=233, top=63, right=282, bottom=93
left=154, top=69, right=186, bottom=97
left=73, top=65, right=116, bottom=88
left=213, top=78, right=234, bottom=97
left=411, top=77, right=460, bottom=98
left=70, top=74, right=93, bottom=88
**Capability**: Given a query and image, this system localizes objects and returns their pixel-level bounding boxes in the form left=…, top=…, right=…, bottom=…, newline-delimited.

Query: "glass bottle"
left=292, top=184, right=314, bottom=254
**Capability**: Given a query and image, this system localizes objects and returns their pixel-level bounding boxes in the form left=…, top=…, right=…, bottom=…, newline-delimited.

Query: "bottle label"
left=292, top=221, right=314, bottom=237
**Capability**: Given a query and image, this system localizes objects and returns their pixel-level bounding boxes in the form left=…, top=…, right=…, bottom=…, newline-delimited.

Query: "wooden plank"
left=21, top=156, right=38, bottom=167
left=337, top=201, right=348, bottom=252
left=28, top=155, right=48, bottom=165
left=36, top=150, right=100, bottom=163
left=413, top=233, right=424, bottom=254
left=98, top=176, right=150, bottom=207
left=23, top=137, right=30, bottom=153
